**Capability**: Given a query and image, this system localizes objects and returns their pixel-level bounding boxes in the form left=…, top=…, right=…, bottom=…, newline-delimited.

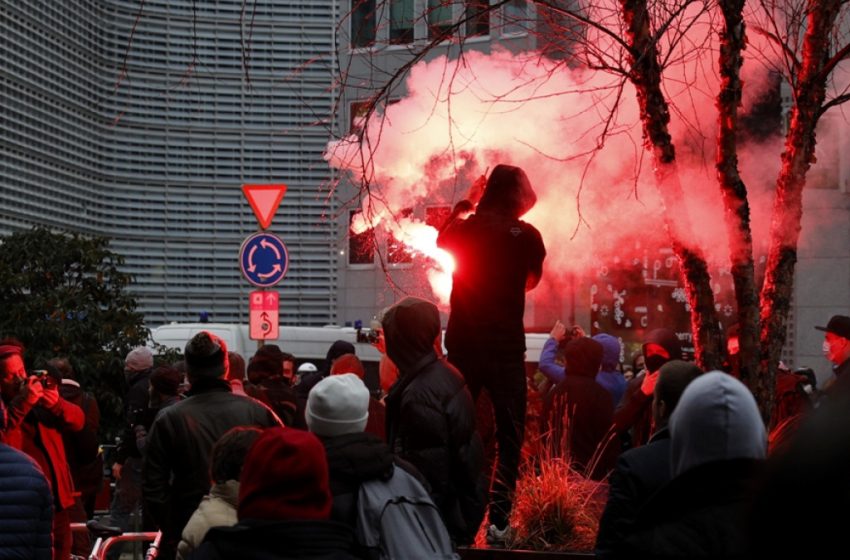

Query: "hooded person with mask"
left=612, top=328, right=683, bottom=450
left=436, top=164, right=546, bottom=543
left=540, top=337, right=619, bottom=480
left=619, top=371, right=767, bottom=557
left=382, top=296, right=486, bottom=546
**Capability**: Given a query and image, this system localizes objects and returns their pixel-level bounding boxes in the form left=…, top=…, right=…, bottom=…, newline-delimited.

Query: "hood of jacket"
left=593, top=333, right=621, bottom=371
left=642, top=328, right=683, bottom=372
left=381, top=297, right=441, bottom=373
left=563, top=337, right=604, bottom=378
left=476, top=164, right=537, bottom=219
left=669, top=371, right=766, bottom=477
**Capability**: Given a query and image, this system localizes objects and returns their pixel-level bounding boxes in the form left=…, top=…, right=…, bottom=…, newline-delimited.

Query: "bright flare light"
left=393, top=217, right=455, bottom=305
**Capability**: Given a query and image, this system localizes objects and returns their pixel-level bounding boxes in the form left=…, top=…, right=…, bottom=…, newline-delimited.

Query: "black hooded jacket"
left=542, top=337, right=617, bottom=479
left=613, top=329, right=683, bottom=449
left=382, top=297, right=486, bottom=543
left=437, top=164, right=546, bottom=357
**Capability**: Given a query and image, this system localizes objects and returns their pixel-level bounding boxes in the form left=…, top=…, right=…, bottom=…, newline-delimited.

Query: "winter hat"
left=323, top=340, right=356, bottom=374
left=125, top=346, right=153, bottom=372
left=149, top=366, right=182, bottom=396
left=329, top=353, right=365, bottom=380
left=593, top=333, right=621, bottom=371
left=297, top=362, right=318, bottom=374
left=238, top=427, right=332, bottom=521
left=563, top=337, right=604, bottom=378
left=184, top=331, right=227, bottom=378
left=306, top=374, right=370, bottom=437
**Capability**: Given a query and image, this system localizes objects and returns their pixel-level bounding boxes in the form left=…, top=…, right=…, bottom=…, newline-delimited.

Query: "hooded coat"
left=382, top=297, right=486, bottom=544
left=593, top=333, right=627, bottom=406
left=437, top=164, right=546, bottom=357
left=613, top=328, right=683, bottom=449
left=541, top=337, right=618, bottom=479
left=620, top=372, right=766, bottom=558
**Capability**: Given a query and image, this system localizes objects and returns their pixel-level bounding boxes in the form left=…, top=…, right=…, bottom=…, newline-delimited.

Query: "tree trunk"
left=715, top=0, right=761, bottom=391
left=619, top=0, right=723, bottom=368
left=759, top=0, right=841, bottom=422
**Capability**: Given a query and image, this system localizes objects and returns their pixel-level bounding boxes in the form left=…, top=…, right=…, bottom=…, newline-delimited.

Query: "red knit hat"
left=237, top=427, right=332, bottom=521
left=329, top=353, right=365, bottom=379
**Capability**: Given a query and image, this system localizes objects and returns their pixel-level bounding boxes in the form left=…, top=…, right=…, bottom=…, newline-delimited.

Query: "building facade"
left=1, top=0, right=339, bottom=326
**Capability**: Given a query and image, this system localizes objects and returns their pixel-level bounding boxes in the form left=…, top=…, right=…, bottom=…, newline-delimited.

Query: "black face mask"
left=645, top=354, right=668, bottom=373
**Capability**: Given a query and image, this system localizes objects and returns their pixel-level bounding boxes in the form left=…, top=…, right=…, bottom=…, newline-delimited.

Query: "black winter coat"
left=595, top=428, right=672, bottom=558
left=619, top=458, right=763, bottom=558
left=0, top=442, right=53, bottom=560
left=541, top=373, right=617, bottom=480
left=322, top=431, right=396, bottom=527
left=143, top=379, right=280, bottom=544
left=384, top=352, right=485, bottom=544
left=189, top=519, right=359, bottom=560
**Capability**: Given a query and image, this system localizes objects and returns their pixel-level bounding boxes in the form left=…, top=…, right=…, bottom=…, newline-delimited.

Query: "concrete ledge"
left=458, top=547, right=594, bottom=560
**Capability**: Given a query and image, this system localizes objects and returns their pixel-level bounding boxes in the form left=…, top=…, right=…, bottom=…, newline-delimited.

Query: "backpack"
left=355, top=465, right=459, bottom=560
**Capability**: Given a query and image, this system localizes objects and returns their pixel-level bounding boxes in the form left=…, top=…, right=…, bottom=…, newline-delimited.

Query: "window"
left=388, top=208, right=413, bottom=264
left=349, top=101, right=370, bottom=135
left=428, top=0, right=453, bottom=41
left=390, top=0, right=415, bottom=44
left=465, top=0, right=490, bottom=37
left=349, top=210, right=375, bottom=265
left=502, top=0, right=528, bottom=36
left=350, top=0, right=376, bottom=48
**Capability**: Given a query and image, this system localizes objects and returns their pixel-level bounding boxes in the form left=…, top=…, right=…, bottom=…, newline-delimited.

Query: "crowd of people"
left=1, top=164, right=849, bottom=560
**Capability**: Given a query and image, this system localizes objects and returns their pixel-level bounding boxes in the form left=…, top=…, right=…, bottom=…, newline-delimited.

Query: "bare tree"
left=332, top=0, right=850, bottom=421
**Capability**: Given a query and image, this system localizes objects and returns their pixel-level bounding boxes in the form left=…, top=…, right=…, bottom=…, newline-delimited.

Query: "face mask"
left=823, top=341, right=831, bottom=356
left=645, top=354, right=668, bottom=373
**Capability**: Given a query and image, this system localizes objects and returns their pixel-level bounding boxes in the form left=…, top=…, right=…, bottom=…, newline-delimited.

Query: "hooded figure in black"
left=436, top=164, right=546, bottom=535
left=613, top=328, right=683, bottom=450
left=382, top=296, right=486, bottom=545
left=541, top=337, right=618, bottom=480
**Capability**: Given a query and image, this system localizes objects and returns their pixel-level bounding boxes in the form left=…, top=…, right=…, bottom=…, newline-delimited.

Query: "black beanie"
left=184, top=331, right=226, bottom=378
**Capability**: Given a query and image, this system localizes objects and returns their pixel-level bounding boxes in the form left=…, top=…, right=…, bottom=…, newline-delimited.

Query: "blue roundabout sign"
left=239, top=232, right=289, bottom=287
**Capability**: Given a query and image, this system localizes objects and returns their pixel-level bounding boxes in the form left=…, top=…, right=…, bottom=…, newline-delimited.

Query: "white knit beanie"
left=306, top=373, right=369, bottom=437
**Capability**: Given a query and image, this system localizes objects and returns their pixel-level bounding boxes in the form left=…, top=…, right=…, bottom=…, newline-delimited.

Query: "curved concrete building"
left=1, top=1, right=338, bottom=326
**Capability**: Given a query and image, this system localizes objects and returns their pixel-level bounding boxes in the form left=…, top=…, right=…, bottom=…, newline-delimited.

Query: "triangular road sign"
left=242, top=184, right=287, bottom=229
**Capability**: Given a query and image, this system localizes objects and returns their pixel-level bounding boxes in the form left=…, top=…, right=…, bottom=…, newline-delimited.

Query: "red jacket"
left=3, top=394, right=85, bottom=510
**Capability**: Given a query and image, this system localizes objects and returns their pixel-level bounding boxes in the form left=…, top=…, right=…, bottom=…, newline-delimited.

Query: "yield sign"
left=242, top=184, right=287, bottom=229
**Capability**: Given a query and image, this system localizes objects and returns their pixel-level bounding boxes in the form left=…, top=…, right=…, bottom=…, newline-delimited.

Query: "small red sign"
left=242, top=184, right=287, bottom=230
left=249, top=290, right=279, bottom=340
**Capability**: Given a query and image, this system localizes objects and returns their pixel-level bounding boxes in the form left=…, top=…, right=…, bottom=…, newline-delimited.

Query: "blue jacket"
left=0, top=443, right=53, bottom=560
left=540, top=337, right=626, bottom=406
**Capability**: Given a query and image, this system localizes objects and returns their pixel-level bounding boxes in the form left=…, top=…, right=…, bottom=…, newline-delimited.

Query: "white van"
left=149, top=322, right=548, bottom=373
left=149, top=323, right=382, bottom=364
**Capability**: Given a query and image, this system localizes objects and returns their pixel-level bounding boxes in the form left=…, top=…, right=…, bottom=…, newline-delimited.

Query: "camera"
left=32, top=370, right=57, bottom=389
left=357, top=329, right=381, bottom=344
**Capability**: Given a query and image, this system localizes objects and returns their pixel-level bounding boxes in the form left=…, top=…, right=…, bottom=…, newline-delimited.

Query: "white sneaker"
left=486, top=523, right=510, bottom=547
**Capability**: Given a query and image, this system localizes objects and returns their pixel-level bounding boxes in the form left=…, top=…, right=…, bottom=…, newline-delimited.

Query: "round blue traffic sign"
left=239, top=232, right=289, bottom=287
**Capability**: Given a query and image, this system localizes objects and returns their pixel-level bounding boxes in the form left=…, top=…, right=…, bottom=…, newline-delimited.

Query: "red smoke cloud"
left=325, top=4, right=843, bottom=306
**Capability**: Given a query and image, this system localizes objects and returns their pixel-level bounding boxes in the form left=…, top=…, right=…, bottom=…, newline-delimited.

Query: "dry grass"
left=505, top=454, right=608, bottom=552
left=471, top=378, right=611, bottom=552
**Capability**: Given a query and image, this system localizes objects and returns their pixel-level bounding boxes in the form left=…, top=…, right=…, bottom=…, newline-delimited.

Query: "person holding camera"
left=0, top=338, right=85, bottom=560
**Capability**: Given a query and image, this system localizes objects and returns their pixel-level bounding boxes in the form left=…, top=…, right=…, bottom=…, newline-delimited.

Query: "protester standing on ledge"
left=437, top=164, right=546, bottom=545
